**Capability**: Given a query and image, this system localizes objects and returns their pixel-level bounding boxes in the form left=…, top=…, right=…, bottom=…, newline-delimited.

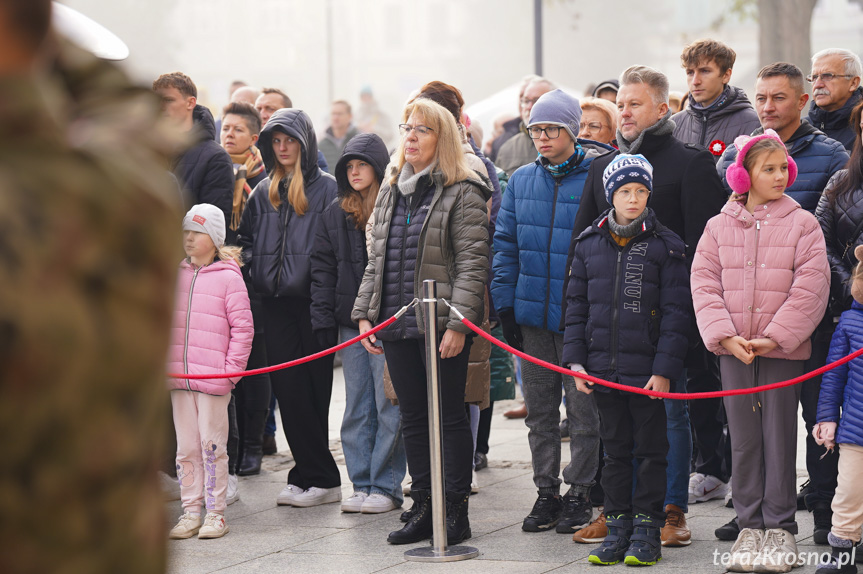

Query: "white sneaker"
left=291, top=486, right=342, bottom=507
left=198, top=512, right=229, bottom=539
left=226, top=474, right=239, bottom=506
left=341, top=491, right=368, bottom=513
left=753, top=529, right=798, bottom=573
left=276, top=484, right=306, bottom=506
left=688, top=472, right=706, bottom=505
left=471, top=470, right=479, bottom=494
left=169, top=511, right=202, bottom=539
left=361, top=493, right=399, bottom=513
left=689, top=474, right=730, bottom=503
left=729, top=528, right=765, bottom=572
left=726, top=477, right=734, bottom=507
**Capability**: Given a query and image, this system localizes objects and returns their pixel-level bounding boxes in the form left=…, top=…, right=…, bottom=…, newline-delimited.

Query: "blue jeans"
left=340, top=326, right=406, bottom=504
left=664, top=374, right=691, bottom=511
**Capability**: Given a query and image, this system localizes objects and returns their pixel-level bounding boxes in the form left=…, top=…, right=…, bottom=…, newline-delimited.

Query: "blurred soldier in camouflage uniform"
left=0, top=1, right=183, bottom=572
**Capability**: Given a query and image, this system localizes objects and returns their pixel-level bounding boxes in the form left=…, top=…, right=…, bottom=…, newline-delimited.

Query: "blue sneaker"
left=588, top=514, right=633, bottom=565
left=624, top=514, right=662, bottom=566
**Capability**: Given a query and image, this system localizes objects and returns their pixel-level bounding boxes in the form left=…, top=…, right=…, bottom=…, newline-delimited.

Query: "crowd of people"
left=154, top=38, right=863, bottom=574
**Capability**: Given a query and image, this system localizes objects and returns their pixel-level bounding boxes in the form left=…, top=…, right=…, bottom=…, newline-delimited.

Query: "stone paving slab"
left=166, top=367, right=825, bottom=574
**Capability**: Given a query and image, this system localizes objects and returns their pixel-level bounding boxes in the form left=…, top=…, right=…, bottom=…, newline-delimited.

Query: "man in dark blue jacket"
left=716, top=62, right=849, bottom=545
left=493, top=89, right=609, bottom=536
left=154, top=72, right=235, bottom=241
left=807, top=49, right=862, bottom=152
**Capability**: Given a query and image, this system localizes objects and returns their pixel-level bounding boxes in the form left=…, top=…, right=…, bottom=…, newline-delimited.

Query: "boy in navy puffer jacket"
left=814, top=244, right=863, bottom=574
left=563, top=155, right=692, bottom=566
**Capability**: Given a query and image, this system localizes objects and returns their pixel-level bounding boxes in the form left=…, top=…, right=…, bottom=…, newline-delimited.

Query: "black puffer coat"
left=310, top=133, right=390, bottom=332
left=671, top=85, right=761, bottom=160
left=237, top=108, right=337, bottom=299
left=172, top=105, right=234, bottom=233
left=816, top=169, right=863, bottom=315
left=807, top=87, right=863, bottom=151
left=562, top=209, right=692, bottom=389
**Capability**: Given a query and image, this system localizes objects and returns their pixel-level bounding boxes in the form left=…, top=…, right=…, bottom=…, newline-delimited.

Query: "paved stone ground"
left=165, top=366, right=826, bottom=574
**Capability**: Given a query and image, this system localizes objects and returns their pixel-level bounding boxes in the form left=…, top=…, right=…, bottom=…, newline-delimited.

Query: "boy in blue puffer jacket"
left=813, top=244, right=863, bottom=574
left=492, top=89, right=614, bottom=535
left=562, top=155, right=692, bottom=566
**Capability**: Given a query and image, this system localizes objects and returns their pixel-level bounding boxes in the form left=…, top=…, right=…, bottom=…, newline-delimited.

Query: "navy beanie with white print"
left=183, top=203, right=226, bottom=248
left=602, top=154, right=653, bottom=206
left=528, top=89, right=582, bottom=142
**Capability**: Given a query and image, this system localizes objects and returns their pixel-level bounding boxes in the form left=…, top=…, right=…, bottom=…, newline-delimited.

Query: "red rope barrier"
left=168, top=312, right=399, bottom=380
left=458, top=316, right=863, bottom=400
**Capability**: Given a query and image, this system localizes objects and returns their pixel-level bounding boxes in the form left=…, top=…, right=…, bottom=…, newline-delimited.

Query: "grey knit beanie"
left=183, top=204, right=226, bottom=248
left=528, top=89, right=582, bottom=141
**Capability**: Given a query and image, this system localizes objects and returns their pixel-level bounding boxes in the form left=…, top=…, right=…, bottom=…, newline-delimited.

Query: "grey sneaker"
left=729, top=528, right=765, bottom=572
left=754, top=528, right=798, bottom=573
left=168, top=512, right=202, bottom=539
left=198, top=512, right=229, bottom=539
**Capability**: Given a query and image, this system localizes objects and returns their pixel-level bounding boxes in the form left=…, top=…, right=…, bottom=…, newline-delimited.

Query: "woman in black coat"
left=310, top=134, right=407, bottom=514
left=236, top=108, right=341, bottom=507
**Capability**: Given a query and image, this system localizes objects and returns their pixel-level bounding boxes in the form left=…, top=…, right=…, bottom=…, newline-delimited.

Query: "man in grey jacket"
left=672, top=39, right=760, bottom=160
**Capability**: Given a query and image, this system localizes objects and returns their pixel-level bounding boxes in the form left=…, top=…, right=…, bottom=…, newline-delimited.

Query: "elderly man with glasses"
left=807, top=48, right=863, bottom=151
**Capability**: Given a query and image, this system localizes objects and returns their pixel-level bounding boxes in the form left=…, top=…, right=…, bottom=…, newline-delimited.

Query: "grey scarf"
left=608, top=208, right=649, bottom=238
left=397, top=162, right=434, bottom=196
left=617, top=110, right=676, bottom=154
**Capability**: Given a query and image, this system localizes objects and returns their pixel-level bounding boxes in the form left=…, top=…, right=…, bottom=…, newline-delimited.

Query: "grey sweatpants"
left=720, top=355, right=803, bottom=534
left=521, top=325, right=600, bottom=493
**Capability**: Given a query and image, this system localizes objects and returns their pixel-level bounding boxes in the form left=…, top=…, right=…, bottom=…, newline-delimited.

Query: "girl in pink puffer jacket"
left=691, top=130, right=829, bottom=572
left=166, top=204, right=253, bottom=541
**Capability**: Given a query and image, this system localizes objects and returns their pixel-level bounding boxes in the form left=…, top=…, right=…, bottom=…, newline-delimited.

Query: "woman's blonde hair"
left=341, top=179, right=381, bottom=229
left=728, top=138, right=788, bottom=203
left=580, top=96, right=618, bottom=134
left=217, top=245, right=244, bottom=267
left=390, top=98, right=478, bottom=188
left=267, top=143, right=308, bottom=215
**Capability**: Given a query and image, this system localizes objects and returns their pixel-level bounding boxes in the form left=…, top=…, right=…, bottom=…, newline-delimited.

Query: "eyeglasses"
left=806, top=73, right=855, bottom=83
left=520, top=97, right=540, bottom=107
left=614, top=188, right=650, bottom=199
left=578, top=122, right=607, bottom=132
left=398, top=124, right=434, bottom=137
left=527, top=126, right=561, bottom=139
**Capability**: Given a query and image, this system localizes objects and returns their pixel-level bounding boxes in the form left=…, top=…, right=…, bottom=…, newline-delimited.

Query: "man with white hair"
left=807, top=48, right=863, bottom=151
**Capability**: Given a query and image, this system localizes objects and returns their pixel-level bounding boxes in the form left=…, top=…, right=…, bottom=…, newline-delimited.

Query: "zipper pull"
left=407, top=212, right=411, bottom=225
left=756, top=220, right=761, bottom=231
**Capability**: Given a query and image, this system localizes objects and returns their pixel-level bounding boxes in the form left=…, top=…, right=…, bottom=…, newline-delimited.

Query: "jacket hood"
left=179, top=258, right=243, bottom=279
left=259, top=108, right=321, bottom=182
left=192, top=104, right=218, bottom=142
left=720, top=193, right=800, bottom=225
left=334, top=132, right=391, bottom=198
left=808, top=86, right=863, bottom=130
left=429, top=169, right=494, bottom=203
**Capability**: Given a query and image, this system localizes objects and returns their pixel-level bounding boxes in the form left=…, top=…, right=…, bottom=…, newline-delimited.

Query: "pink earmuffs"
left=726, top=129, right=798, bottom=194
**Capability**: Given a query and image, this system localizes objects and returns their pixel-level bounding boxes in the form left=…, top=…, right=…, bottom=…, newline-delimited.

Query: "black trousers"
left=687, top=354, right=732, bottom=481
left=262, top=296, right=340, bottom=489
left=476, top=402, right=493, bottom=455
left=383, top=336, right=473, bottom=495
left=595, top=389, right=668, bottom=519
left=801, top=322, right=839, bottom=508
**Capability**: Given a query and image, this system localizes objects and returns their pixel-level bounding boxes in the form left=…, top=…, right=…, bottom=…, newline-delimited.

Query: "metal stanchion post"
left=404, top=280, right=478, bottom=562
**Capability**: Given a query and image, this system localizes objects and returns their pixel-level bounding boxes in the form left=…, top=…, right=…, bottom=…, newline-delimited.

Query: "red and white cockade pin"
left=193, top=214, right=207, bottom=225
left=709, top=140, right=726, bottom=156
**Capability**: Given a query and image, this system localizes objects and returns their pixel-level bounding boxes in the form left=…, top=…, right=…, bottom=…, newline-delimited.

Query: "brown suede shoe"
left=573, top=511, right=607, bottom=543
left=503, top=403, right=527, bottom=419
left=660, top=504, right=691, bottom=546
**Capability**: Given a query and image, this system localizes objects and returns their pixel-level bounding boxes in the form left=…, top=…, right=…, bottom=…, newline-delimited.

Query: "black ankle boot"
left=444, top=491, right=471, bottom=545
left=388, top=490, right=432, bottom=545
left=238, top=408, right=269, bottom=476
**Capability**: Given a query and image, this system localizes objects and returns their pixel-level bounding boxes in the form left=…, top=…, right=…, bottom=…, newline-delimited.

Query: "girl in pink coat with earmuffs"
left=691, top=130, right=829, bottom=573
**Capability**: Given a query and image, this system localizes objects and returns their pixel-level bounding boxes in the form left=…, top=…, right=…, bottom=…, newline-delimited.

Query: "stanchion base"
left=404, top=545, right=479, bottom=562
